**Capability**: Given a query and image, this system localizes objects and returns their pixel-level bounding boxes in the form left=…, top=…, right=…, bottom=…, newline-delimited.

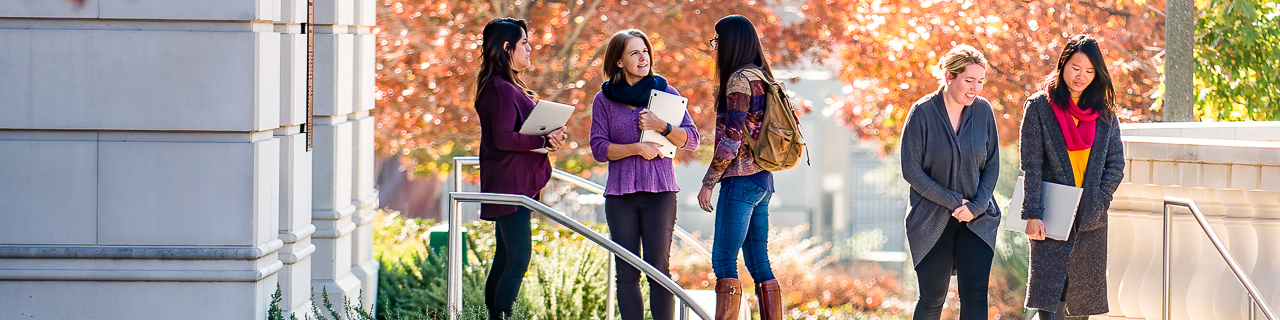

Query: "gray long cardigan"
left=899, top=88, right=1001, bottom=267
left=1019, top=91, right=1125, bottom=315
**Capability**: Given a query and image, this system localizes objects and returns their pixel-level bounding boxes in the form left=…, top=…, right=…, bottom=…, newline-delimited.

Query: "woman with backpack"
left=898, top=44, right=1002, bottom=320
left=696, top=14, right=783, bottom=320
left=473, top=17, right=568, bottom=320
left=588, top=28, right=700, bottom=320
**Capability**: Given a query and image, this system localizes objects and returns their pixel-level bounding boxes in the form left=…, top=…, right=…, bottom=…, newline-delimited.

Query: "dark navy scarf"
left=601, top=75, right=668, bottom=108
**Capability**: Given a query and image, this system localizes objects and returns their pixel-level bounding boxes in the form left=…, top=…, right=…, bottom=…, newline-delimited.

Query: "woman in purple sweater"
left=589, top=29, right=699, bottom=320
left=473, top=17, right=567, bottom=320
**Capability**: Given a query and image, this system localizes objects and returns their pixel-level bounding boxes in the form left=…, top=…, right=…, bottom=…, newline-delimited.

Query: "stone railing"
left=1105, top=123, right=1280, bottom=319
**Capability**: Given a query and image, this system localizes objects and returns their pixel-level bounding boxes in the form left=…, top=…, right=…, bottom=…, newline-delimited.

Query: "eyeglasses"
left=708, top=37, right=718, bottom=50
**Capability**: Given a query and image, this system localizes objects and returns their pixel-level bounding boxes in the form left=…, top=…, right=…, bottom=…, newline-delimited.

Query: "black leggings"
left=605, top=192, right=678, bottom=320
left=485, top=207, right=532, bottom=320
left=913, top=217, right=994, bottom=320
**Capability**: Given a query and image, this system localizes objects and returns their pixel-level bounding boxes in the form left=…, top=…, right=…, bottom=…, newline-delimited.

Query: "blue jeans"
left=711, top=176, right=776, bottom=281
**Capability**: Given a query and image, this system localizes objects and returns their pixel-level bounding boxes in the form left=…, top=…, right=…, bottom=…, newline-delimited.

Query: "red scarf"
left=1047, top=87, right=1099, bottom=151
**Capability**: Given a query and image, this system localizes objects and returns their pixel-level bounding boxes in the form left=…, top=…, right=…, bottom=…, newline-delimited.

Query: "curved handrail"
left=448, top=192, right=713, bottom=320
left=454, top=156, right=713, bottom=260
left=1164, top=196, right=1276, bottom=320
left=673, top=225, right=713, bottom=261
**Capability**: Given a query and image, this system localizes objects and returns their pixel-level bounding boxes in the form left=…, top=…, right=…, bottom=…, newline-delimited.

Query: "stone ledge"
left=352, top=204, right=379, bottom=227
left=313, top=204, right=357, bottom=220
left=354, top=191, right=379, bottom=211
left=313, top=222, right=356, bottom=239
left=0, top=239, right=283, bottom=260
left=278, top=224, right=316, bottom=244
left=0, top=261, right=283, bottom=282
left=279, top=244, right=316, bottom=265
left=1124, top=136, right=1280, bottom=166
left=0, top=18, right=273, bottom=32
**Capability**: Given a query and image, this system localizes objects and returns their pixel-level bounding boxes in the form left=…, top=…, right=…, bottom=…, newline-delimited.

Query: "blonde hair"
left=935, top=44, right=988, bottom=81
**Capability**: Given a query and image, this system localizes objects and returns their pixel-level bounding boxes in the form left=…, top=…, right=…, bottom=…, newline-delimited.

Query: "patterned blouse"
left=701, top=67, right=769, bottom=189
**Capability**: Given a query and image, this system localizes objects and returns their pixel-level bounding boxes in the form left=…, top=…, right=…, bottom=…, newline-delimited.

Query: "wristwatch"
left=660, top=123, right=673, bottom=136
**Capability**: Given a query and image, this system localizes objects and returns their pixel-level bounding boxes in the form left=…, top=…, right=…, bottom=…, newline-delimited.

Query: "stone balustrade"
left=1104, top=122, right=1280, bottom=320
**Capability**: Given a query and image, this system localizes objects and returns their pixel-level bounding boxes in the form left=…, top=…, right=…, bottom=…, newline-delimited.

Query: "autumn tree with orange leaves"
left=793, top=0, right=1166, bottom=152
left=374, top=0, right=819, bottom=177
left=377, top=0, right=1166, bottom=177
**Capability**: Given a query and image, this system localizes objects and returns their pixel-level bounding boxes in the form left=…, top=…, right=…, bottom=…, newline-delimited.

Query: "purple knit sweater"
left=589, top=85, right=700, bottom=196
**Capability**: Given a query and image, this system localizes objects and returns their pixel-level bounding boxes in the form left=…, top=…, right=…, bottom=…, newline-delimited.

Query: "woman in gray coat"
left=1019, top=34, right=1125, bottom=319
left=899, top=44, right=1001, bottom=320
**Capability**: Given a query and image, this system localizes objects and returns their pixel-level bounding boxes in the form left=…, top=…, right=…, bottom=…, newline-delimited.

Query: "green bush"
left=518, top=220, right=612, bottom=320
left=371, top=211, right=615, bottom=319
left=374, top=212, right=491, bottom=319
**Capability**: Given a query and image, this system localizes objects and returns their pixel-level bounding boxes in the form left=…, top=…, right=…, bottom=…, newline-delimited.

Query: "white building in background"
left=0, top=1, right=377, bottom=319
left=671, top=68, right=908, bottom=255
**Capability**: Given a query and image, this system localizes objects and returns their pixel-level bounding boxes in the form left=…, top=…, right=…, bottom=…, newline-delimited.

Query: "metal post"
left=1163, top=203, right=1172, bottom=320
left=606, top=255, right=616, bottom=320
left=446, top=162, right=464, bottom=320
left=1251, top=299, right=1258, bottom=320
left=679, top=302, right=690, bottom=320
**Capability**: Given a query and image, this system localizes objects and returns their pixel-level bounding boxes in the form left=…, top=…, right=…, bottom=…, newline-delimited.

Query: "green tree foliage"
left=1194, top=0, right=1280, bottom=120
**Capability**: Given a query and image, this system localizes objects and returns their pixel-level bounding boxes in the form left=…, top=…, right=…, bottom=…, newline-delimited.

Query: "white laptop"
left=641, top=90, right=689, bottom=158
left=1003, top=176, right=1084, bottom=240
left=518, top=100, right=575, bottom=153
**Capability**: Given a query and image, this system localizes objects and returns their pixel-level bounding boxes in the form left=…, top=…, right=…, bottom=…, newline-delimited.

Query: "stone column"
left=309, top=0, right=369, bottom=308
left=349, top=0, right=380, bottom=309
left=0, top=1, right=285, bottom=319
left=276, top=0, right=317, bottom=317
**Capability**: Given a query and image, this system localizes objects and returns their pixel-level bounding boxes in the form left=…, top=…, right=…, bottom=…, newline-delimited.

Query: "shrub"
left=373, top=211, right=490, bottom=318
left=371, top=210, right=613, bottom=319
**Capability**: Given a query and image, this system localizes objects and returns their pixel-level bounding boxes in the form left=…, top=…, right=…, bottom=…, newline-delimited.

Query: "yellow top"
left=1067, top=97, right=1090, bottom=187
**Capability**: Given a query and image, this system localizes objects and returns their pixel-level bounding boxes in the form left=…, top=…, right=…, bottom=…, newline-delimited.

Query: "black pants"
left=913, top=217, right=994, bottom=320
left=485, top=207, right=532, bottom=320
left=605, top=192, right=678, bottom=320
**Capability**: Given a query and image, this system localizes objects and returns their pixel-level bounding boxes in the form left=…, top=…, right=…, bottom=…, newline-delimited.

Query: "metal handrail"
left=450, top=156, right=715, bottom=319
left=454, top=156, right=713, bottom=260
left=673, top=225, right=713, bottom=261
left=448, top=192, right=713, bottom=320
left=1163, top=197, right=1277, bottom=320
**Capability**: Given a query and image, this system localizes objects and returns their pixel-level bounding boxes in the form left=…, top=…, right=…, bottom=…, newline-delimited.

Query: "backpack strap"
left=737, top=67, right=770, bottom=84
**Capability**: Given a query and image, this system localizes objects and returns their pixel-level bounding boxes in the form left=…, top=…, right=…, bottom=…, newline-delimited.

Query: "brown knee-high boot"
left=715, top=278, right=742, bottom=320
left=756, top=279, right=782, bottom=320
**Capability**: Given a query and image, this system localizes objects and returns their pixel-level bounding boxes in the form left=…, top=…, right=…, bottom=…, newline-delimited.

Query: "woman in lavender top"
left=589, top=29, right=699, bottom=320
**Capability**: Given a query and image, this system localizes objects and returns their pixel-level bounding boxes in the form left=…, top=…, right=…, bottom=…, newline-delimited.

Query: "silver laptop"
left=1003, top=176, right=1084, bottom=240
left=518, top=100, right=575, bottom=153
left=642, top=90, right=690, bottom=158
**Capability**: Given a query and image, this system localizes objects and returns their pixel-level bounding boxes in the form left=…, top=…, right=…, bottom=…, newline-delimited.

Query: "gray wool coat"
left=1019, top=91, right=1125, bottom=316
left=899, top=88, right=1002, bottom=268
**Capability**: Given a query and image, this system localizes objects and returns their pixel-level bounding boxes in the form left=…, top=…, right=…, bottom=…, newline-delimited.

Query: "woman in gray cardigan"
left=1019, top=34, right=1125, bottom=319
left=899, top=45, right=1001, bottom=320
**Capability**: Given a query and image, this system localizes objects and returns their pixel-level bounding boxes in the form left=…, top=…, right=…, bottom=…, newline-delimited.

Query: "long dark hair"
left=475, top=17, right=534, bottom=101
left=713, top=15, right=773, bottom=113
left=1043, top=34, right=1115, bottom=118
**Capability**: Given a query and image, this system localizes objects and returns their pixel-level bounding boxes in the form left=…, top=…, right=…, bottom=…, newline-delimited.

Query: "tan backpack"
left=739, top=68, right=810, bottom=171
